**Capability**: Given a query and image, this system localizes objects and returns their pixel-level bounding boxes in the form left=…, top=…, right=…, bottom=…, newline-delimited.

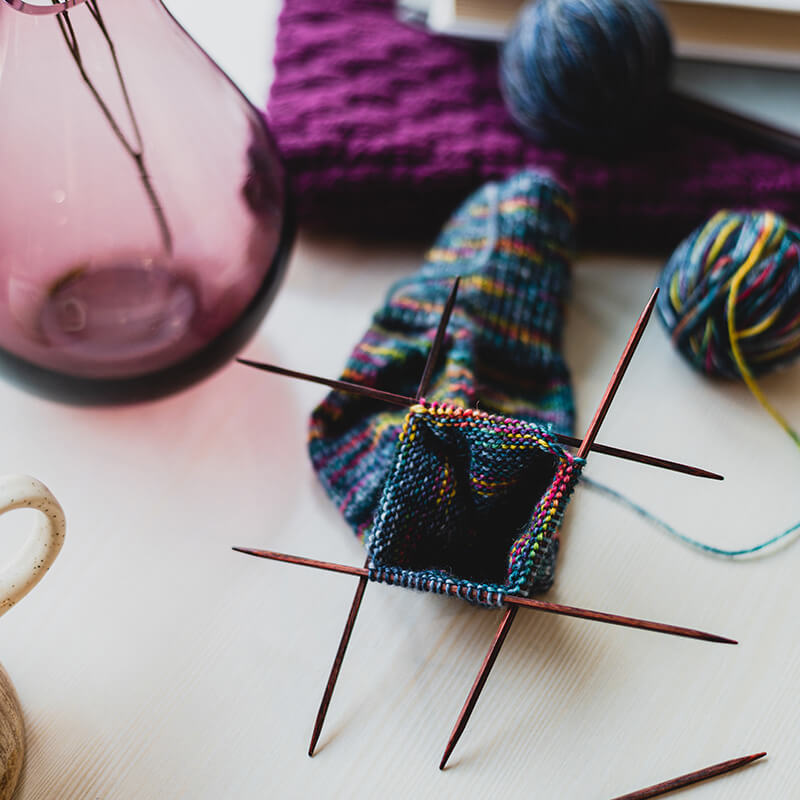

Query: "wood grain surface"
left=0, top=2, right=795, bottom=798
left=0, top=664, right=24, bottom=800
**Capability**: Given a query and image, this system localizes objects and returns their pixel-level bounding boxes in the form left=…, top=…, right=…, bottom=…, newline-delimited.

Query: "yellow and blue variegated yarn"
left=309, top=170, right=582, bottom=606
left=596, top=208, right=800, bottom=560
left=657, top=209, right=800, bottom=448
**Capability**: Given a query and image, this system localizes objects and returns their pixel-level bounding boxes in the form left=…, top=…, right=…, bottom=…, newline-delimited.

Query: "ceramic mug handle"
left=0, top=475, right=65, bottom=618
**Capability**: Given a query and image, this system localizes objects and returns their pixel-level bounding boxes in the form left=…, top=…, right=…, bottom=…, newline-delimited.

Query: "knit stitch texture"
left=268, top=0, right=800, bottom=250
left=309, top=170, right=582, bottom=605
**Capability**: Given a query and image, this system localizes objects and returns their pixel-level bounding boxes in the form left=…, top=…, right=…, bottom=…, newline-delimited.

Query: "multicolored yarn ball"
left=309, top=170, right=582, bottom=606
left=657, top=209, right=800, bottom=446
left=500, top=0, right=673, bottom=147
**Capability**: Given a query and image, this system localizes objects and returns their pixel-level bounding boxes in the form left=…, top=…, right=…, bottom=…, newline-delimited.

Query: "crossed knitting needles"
left=236, top=303, right=723, bottom=484
left=235, top=279, right=744, bottom=792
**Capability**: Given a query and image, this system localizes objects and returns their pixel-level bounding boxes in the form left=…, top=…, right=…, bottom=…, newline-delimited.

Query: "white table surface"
left=3, top=2, right=799, bottom=798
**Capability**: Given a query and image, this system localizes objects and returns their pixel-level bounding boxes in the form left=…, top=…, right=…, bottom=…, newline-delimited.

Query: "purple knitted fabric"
left=267, top=0, right=800, bottom=250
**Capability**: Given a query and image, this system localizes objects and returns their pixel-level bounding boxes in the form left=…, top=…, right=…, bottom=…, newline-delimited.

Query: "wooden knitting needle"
left=307, top=276, right=462, bottom=756
left=236, top=359, right=415, bottom=408
left=236, top=373, right=723, bottom=480
left=610, top=751, right=766, bottom=800
left=307, top=554, right=369, bottom=757
left=439, top=287, right=659, bottom=770
left=416, top=275, right=460, bottom=401
left=230, top=547, right=736, bottom=644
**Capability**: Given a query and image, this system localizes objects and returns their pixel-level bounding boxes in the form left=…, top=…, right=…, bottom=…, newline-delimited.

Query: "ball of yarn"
left=657, top=210, right=800, bottom=381
left=499, top=0, right=673, bottom=147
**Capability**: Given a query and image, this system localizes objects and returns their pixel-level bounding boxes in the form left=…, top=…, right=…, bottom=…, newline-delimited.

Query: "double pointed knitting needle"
left=236, top=372, right=722, bottom=481
left=415, top=275, right=460, bottom=401
left=611, top=751, right=766, bottom=800
left=230, top=547, right=736, bottom=644
left=307, top=276, right=461, bottom=757
left=439, top=288, right=660, bottom=770
left=307, top=554, right=369, bottom=757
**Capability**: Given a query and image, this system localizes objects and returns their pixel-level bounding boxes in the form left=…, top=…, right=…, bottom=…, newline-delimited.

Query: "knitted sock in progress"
left=309, top=170, right=583, bottom=606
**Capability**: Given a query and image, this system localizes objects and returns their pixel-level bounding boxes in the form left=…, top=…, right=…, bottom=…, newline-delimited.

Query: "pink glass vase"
left=0, top=0, right=291, bottom=400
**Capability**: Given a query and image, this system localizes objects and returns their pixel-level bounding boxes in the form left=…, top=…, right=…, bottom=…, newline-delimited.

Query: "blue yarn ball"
left=500, top=0, right=673, bottom=147
left=657, top=210, right=800, bottom=379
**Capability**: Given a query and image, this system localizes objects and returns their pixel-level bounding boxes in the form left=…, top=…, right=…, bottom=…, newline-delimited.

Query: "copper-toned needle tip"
left=231, top=547, right=366, bottom=578
left=439, top=289, right=660, bottom=769
left=554, top=434, right=724, bottom=481
left=237, top=358, right=412, bottom=408
left=237, top=354, right=722, bottom=481
left=611, top=751, right=766, bottom=800
left=505, top=594, right=736, bottom=645
left=416, top=276, right=461, bottom=401
left=439, top=606, right=517, bottom=770
left=308, top=556, right=370, bottom=757
left=577, top=287, right=658, bottom=460
left=231, top=547, right=735, bottom=644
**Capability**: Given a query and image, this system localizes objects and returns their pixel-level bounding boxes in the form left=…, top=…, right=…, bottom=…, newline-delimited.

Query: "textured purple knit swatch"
left=267, top=0, right=800, bottom=250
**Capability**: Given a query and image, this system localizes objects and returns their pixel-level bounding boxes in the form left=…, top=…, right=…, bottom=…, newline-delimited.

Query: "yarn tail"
left=583, top=476, right=800, bottom=557
left=726, top=212, right=800, bottom=449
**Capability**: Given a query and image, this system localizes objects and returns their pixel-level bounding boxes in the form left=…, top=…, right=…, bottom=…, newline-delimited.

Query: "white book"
left=421, top=0, right=800, bottom=70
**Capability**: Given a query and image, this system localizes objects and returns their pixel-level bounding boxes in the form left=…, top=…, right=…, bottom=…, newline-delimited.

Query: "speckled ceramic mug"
left=0, top=475, right=65, bottom=617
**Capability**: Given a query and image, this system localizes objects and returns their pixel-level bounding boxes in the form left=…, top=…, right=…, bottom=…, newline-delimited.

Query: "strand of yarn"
left=583, top=476, right=800, bottom=558
left=657, top=210, right=800, bottom=449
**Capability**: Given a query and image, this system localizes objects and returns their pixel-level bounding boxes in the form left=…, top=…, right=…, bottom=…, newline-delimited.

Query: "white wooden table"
left=3, top=3, right=798, bottom=797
